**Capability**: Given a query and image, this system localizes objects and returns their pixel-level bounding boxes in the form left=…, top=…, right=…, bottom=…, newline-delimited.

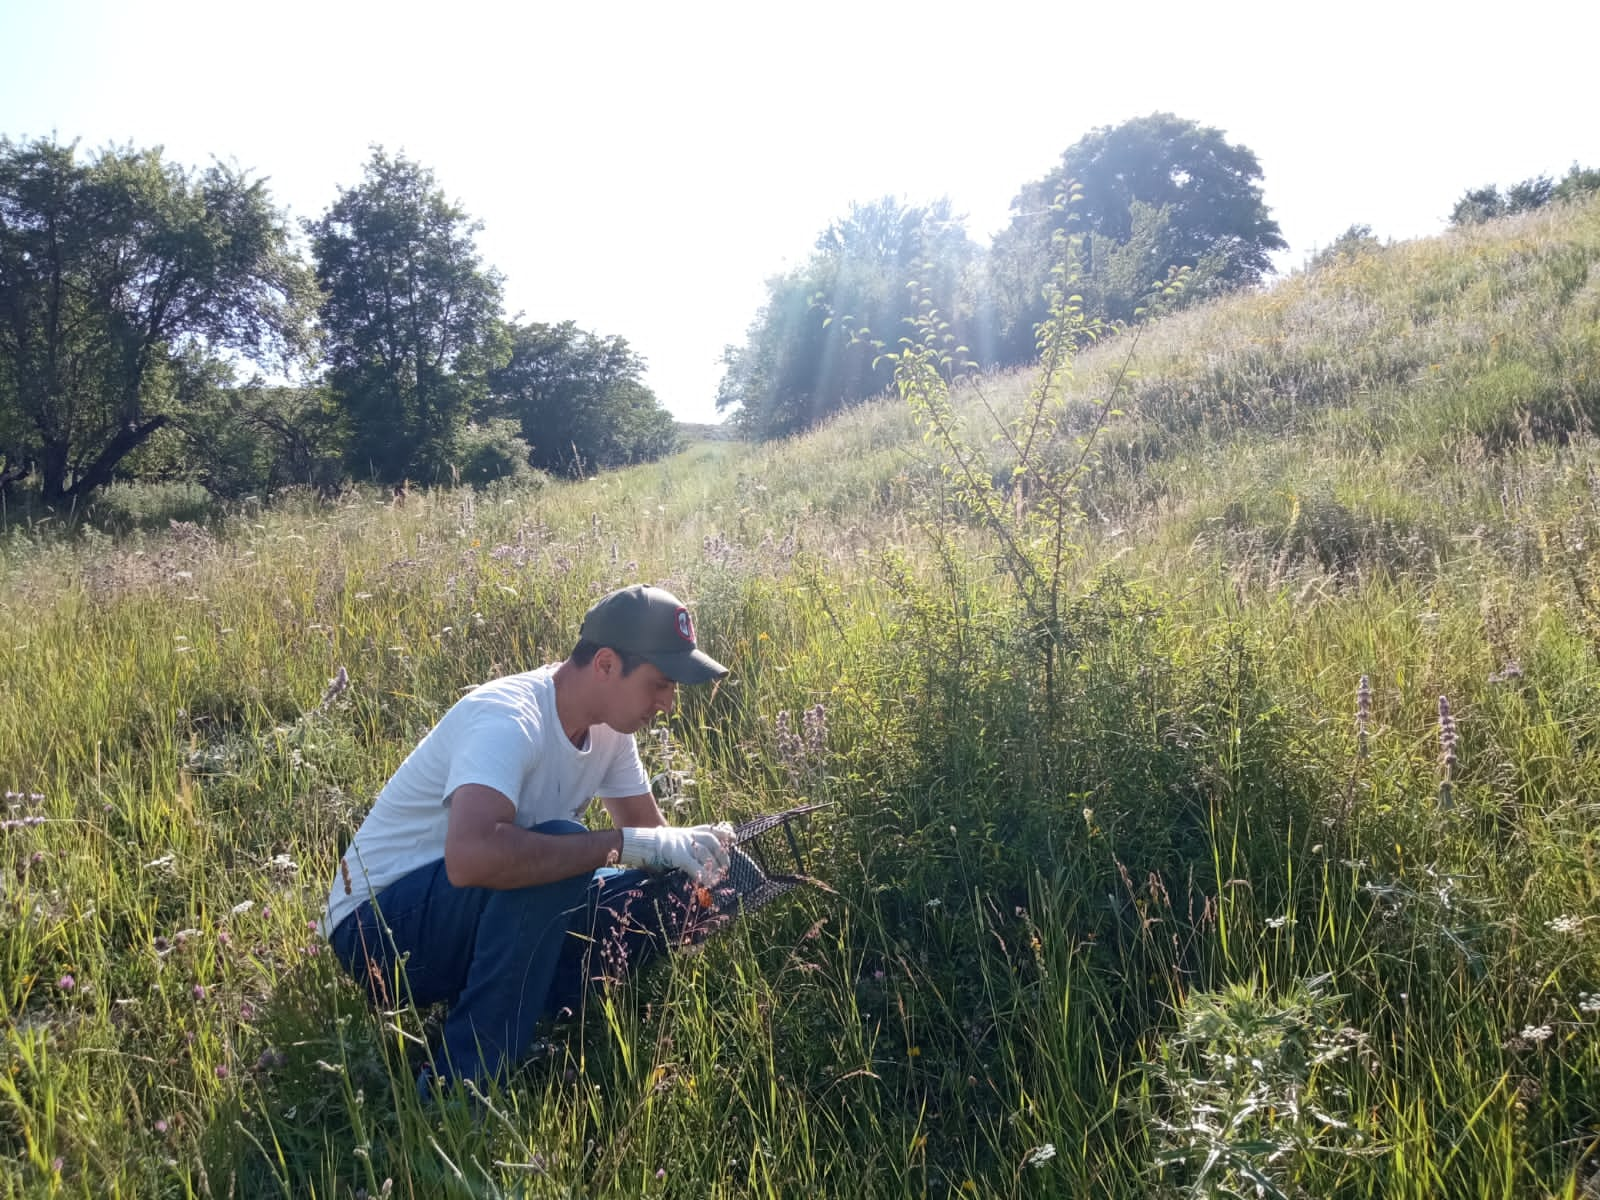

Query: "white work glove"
left=618, top=823, right=734, bottom=887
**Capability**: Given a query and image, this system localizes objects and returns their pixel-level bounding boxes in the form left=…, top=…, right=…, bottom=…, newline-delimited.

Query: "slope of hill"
left=3, top=197, right=1600, bottom=1197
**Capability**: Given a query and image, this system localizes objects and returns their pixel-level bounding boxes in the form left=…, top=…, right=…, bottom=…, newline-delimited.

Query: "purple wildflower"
left=1438, top=695, right=1458, bottom=809
left=1356, top=675, right=1371, bottom=758
left=58, top=974, right=75, bottom=992
left=154, top=1119, right=169, bottom=1135
left=192, top=984, right=206, bottom=1001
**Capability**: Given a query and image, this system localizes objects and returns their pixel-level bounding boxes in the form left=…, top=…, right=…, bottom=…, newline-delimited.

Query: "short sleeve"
left=596, top=735, right=650, bottom=798
left=439, top=696, right=535, bottom=805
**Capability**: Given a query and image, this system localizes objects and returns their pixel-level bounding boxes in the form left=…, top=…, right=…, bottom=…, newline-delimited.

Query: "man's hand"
left=618, top=823, right=734, bottom=886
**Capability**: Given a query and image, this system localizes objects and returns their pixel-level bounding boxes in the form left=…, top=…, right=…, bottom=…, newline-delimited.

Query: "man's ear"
left=592, top=647, right=618, bottom=678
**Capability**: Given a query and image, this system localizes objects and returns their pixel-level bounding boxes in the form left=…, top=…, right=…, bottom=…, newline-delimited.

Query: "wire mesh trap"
left=647, top=801, right=831, bottom=949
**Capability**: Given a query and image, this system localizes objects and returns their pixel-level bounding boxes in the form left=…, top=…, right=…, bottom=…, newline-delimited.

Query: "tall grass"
left=3, top=197, right=1600, bottom=1196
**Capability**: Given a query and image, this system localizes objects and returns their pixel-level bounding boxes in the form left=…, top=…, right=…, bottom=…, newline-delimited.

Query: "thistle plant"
left=1138, top=977, right=1374, bottom=1199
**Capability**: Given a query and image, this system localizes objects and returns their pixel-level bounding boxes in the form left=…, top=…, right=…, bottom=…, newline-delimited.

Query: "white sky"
left=4, top=0, right=1597, bottom=423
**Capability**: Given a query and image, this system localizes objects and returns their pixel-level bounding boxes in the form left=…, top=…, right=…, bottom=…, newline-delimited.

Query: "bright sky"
left=4, top=0, right=1597, bottom=424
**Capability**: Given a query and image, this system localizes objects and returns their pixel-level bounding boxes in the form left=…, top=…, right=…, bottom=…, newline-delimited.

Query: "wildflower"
left=240, top=1000, right=255, bottom=1021
left=1355, top=675, right=1371, bottom=758
left=1546, top=915, right=1587, bottom=935
left=154, top=1119, right=169, bottom=1135
left=655, top=1168, right=666, bottom=1180
left=192, top=985, right=206, bottom=1001
left=217, top=930, right=231, bottom=947
left=1438, top=695, right=1458, bottom=809
left=803, top=702, right=828, bottom=758
left=1024, top=1143, right=1057, bottom=1168
left=229, top=900, right=253, bottom=916
left=1578, top=992, right=1600, bottom=1015
left=58, top=974, right=75, bottom=991
left=215, top=1064, right=229, bottom=1079
left=1520, top=1024, right=1553, bottom=1043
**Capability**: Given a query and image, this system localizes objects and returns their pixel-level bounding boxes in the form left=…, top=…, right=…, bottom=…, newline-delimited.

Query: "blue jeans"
left=327, top=820, right=664, bottom=1094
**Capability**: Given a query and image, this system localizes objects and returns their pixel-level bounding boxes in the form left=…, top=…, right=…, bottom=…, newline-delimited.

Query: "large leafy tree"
left=718, top=196, right=977, bottom=437
left=486, top=321, right=677, bottom=476
left=0, top=137, right=312, bottom=501
left=991, top=113, right=1285, bottom=336
left=309, top=149, right=506, bottom=484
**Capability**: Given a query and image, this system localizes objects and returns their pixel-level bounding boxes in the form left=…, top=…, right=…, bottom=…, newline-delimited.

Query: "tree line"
left=9, top=118, right=1597, bottom=502
left=0, top=142, right=676, bottom=504
left=717, top=113, right=1600, bottom=441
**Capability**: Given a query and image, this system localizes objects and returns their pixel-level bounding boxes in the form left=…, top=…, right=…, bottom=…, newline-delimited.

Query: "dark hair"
left=569, top=638, right=648, bottom=675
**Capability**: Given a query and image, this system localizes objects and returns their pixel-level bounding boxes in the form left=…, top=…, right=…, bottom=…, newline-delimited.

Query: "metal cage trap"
left=647, top=801, right=832, bottom=948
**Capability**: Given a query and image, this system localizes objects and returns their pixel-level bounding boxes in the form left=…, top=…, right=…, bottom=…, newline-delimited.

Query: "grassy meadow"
left=5, top=196, right=1600, bottom=1197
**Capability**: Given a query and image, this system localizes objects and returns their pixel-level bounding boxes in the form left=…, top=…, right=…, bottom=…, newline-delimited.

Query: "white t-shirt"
left=323, top=664, right=650, bottom=934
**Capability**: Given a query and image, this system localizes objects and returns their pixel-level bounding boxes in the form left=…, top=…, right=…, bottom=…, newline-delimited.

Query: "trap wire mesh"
left=650, top=802, right=830, bottom=948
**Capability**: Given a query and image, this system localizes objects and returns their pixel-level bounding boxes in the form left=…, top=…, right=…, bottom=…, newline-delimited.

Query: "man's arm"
left=443, top=784, right=622, bottom=890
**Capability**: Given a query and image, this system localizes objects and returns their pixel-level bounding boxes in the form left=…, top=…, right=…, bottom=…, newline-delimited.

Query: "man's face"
left=601, top=655, right=678, bottom=733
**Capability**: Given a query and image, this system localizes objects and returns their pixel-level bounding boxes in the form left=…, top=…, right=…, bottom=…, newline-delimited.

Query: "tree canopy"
left=488, top=321, right=677, bottom=477
left=0, top=137, right=312, bottom=501
left=717, top=196, right=977, bottom=438
left=308, top=148, right=508, bottom=485
left=990, top=113, right=1285, bottom=333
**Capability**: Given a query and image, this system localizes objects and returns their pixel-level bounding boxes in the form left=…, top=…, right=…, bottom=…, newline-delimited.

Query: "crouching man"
left=322, top=584, right=732, bottom=1098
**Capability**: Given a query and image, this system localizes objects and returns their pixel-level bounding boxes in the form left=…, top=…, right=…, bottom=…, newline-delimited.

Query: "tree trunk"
left=59, top=415, right=170, bottom=501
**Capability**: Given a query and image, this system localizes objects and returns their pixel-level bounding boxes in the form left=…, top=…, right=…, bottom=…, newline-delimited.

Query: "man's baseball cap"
left=580, top=584, right=728, bottom=684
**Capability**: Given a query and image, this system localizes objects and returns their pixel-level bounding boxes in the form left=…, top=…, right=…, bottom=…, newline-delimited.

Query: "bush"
left=455, top=419, right=539, bottom=488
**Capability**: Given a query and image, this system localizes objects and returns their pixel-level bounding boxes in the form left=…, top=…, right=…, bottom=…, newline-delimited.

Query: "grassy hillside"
left=3, top=196, right=1600, bottom=1198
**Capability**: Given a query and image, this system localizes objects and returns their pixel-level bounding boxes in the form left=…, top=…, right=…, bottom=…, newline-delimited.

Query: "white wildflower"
left=1520, top=1024, right=1553, bottom=1043
left=1024, top=1144, right=1056, bottom=1168
left=1547, top=915, right=1590, bottom=935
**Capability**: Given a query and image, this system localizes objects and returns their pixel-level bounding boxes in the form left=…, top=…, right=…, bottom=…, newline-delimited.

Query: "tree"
left=0, top=137, right=312, bottom=502
left=990, top=113, right=1285, bottom=337
left=309, top=149, right=506, bottom=484
left=1453, top=164, right=1600, bottom=225
left=486, top=321, right=677, bottom=476
left=1309, top=223, right=1382, bottom=270
left=717, top=196, right=978, bottom=437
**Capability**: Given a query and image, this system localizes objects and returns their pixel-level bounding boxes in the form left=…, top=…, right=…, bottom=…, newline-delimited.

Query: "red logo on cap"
left=676, top=607, right=694, bottom=644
